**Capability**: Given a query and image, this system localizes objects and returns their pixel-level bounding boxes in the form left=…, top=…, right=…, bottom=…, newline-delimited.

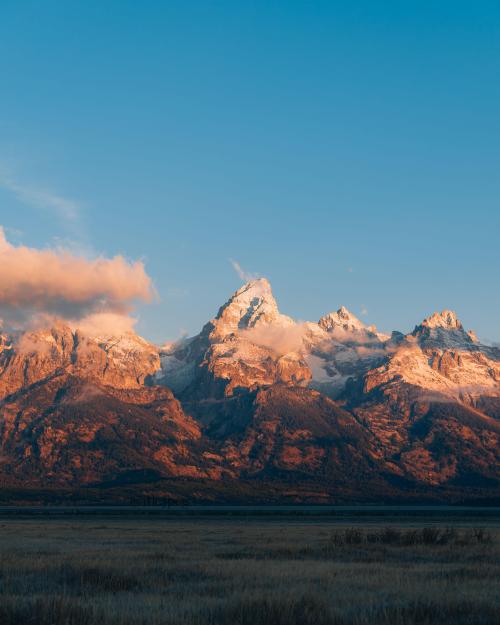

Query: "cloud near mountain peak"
left=0, top=226, right=154, bottom=333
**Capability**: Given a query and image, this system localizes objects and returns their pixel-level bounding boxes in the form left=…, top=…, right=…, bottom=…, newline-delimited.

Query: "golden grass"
left=0, top=518, right=498, bottom=624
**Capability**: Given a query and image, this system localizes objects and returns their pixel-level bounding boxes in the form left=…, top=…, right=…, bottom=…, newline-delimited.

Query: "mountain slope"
left=0, top=372, right=227, bottom=488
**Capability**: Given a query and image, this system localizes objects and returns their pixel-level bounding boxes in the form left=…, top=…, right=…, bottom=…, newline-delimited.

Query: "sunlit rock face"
left=72, top=331, right=160, bottom=389
left=0, top=324, right=224, bottom=488
left=343, top=309, right=500, bottom=489
left=0, top=323, right=161, bottom=401
left=0, top=373, right=227, bottom=488
left=0, top=323, right=75, bottom=399
left=362, top=309, right=500, bottom=402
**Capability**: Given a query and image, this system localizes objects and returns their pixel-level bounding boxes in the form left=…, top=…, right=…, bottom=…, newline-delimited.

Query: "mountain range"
left=0, top=278, right=498, bottom=504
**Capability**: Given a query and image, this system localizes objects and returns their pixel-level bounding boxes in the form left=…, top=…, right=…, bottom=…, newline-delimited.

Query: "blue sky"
left=0, top=1, right=499, bottom=343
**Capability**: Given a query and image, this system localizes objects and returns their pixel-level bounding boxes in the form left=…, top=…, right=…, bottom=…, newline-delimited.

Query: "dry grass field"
left=0, top=515, right=498, bottom=625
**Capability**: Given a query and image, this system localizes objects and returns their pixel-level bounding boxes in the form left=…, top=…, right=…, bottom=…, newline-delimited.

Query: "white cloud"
left=240, top=322, right=308, bottom=356
left=70, top=312, right=138, bottom=338
left=0, top=226, right=154, bottom=332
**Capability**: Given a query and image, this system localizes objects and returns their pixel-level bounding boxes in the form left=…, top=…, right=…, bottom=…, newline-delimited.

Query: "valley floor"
left=0, top=513, right=499, bottom=625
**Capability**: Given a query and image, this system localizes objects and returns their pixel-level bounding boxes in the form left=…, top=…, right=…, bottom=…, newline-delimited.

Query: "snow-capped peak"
left=212, top=278, right=293, bottom=336
left=318, top=306, right=366, bottom=333
left=421, top=310, right=463, bottom=330
left=229, top=278, right=277, bottom=315
left=411, top=309, right=480, bottom=351
left=235, top=277, right=274, bottom=300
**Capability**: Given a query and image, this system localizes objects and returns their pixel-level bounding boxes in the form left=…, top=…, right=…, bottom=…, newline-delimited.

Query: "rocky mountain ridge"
left=0, top=278, right=498, bottom=503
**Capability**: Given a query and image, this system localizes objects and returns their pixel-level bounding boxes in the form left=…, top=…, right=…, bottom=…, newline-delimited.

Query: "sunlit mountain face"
left=0, top=278, right=498, bottom=504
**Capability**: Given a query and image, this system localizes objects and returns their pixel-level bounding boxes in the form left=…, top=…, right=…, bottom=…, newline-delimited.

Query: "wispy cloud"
left=0, top=169, right=80, bottom=220
left=229, top=258, right=259, bottom=282
left=0, top=163, right=91, bottom=255
left=361, top=305, right=368, bottom=316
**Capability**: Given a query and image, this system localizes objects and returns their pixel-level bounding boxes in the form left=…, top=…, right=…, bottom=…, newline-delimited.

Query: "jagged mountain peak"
left=411, top=309, right=475, bottom=349
left=421, top=310, right=463, bottom=330
left=212, top=277, right=292, bottom=336
left=337, top=305, right=352, bottom=318
left=235, top=277, right=273, bottom=298
left=226, top=278, right=276, bottom=315
left=318, top=306, right=366, bottom=333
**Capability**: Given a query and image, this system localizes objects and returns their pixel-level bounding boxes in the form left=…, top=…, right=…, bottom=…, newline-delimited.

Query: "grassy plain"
left=0, top=513, right=498, bottom=624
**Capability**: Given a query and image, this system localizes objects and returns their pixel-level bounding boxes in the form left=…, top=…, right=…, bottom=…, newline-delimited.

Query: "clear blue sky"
left=1, top=1, right=499, bottom=343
